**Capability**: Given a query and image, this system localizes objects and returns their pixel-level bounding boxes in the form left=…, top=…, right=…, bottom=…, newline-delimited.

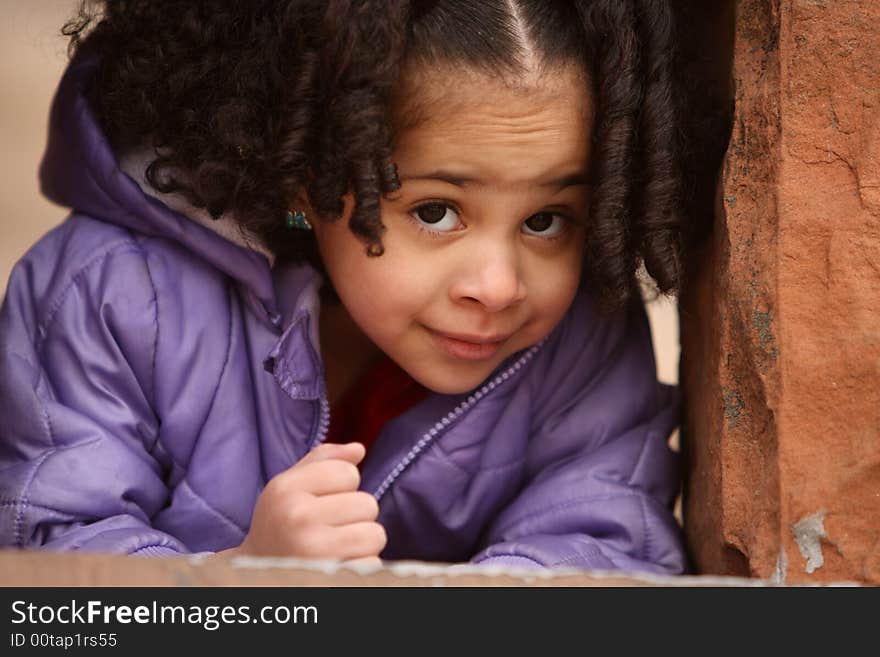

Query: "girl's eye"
left=522, top=212, right=568, bottom=238
left=410, top=202, right=462, bottom=233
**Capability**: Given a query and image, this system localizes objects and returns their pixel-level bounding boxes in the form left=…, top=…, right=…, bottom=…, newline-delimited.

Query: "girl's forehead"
left=394, top=61, right=591, bottom=125
left=391, top=64, right=592, bottom=185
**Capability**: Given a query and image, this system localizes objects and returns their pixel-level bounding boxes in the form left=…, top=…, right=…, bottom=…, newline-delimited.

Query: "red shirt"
left=325, top=355, right=430, bottom=452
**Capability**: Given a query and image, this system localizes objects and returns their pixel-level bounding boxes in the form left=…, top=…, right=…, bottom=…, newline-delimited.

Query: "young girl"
left=0, top=0, right=687, bottom=574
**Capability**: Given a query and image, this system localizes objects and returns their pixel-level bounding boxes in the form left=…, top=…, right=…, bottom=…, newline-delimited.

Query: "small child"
left=0, top=0, right=687, bottom=574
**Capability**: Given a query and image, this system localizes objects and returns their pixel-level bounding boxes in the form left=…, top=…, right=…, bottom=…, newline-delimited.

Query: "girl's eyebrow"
left=399, top=170, right=591, bottom=190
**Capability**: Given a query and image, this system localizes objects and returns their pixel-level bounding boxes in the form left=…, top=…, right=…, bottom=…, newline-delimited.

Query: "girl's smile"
left=423, top=326, right=510, bottom=362
left=314, top=64, right=592, bottom=397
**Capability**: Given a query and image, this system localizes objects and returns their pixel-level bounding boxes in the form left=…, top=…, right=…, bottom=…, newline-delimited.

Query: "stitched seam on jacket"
left=28, top=374, right=57, bottom=546
left=183, top=281, right=235, bottom=469
left=177, top=480, right=246, bottom=535
left=628, top=428, right=661, bottom=491
left=4, top=353, right=58, bottom=527
left=530, top=309, right=629, bottom=433
left=477, top=456, right=526, bottom=473
left=131, top=543, right=179, bottom=555
left=426, top=442, right=473, bottom=477
left=32, top=241, right=159, bottom=501
left=639, top=495, right=653, bottom=562
left=494, top=491, right=649, bottom=537
left=474, top=553, right=543, bottom=566
left=554, top=544, right=605, bottom=567
left=15, top=359, right=62, bottom=545
left=37, top=239, right=142, bottom=349
left=8, top=436, right=136, bottom=545
left=13, top=453, right=53, bottom=547
left=0, top=500, right=78, bottom=518
left=133, top=235, right=160, bottom=415
left=25, top=240, right=160, bottom=544
left=431, top=441, right=526, bottom=476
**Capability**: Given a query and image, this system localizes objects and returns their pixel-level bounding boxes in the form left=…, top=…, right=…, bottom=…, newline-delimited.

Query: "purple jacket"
left=0, top=59, right=685, bottom=574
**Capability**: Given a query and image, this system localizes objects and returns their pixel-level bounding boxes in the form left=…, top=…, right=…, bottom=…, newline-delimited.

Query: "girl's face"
left=313, top=64, right=592, bottom=394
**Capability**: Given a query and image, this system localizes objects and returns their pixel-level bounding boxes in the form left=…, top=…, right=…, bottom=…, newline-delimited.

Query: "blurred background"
left=1, top=1, right=74, bottom=290
left=0, top=0, right=680, bottom=386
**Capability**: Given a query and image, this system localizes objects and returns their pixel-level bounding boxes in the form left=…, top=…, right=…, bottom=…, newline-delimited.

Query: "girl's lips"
left=425, top=327, right=509, bottom=361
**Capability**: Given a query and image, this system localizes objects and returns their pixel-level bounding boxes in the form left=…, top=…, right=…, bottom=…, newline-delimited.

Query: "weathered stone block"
left=681, top=0, right=880, bottom=584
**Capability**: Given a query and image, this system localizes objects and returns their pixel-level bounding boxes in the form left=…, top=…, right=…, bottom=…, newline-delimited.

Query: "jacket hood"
left=39, top=57, right=280, bottom=317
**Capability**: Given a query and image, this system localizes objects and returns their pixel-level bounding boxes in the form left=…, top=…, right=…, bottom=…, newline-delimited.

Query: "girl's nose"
left=449, top=241, right=527, bottom=313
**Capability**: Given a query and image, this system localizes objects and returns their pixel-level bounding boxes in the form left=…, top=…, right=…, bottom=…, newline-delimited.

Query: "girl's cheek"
left=530, top=248, right=583, bottom=321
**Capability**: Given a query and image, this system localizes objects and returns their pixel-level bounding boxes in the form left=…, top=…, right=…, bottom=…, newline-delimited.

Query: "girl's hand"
left=233, top=442, right=387, bottom=561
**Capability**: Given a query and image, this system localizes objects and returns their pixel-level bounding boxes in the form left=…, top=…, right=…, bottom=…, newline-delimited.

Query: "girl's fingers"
left=325, top=521, right=387, bottom=561
left=343, top=556, right=383, bottom=569
left=280, top=458, right=362, bottom=496
left=309, top=491, right=380, bottom=526
left=295, top=442, right=366, bottom=467
left=270, top=443, right=367, bottom=496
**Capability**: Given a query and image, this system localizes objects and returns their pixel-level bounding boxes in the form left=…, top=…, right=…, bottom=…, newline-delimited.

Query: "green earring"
left=285, top=210, right=312, bottom=231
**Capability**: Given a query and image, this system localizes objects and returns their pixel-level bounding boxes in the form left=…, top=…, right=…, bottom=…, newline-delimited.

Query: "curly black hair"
left=64, top=0, right=685, bottom=311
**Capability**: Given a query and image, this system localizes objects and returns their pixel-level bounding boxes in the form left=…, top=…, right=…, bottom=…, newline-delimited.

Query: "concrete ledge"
left=0, top=549, right=859, bottom=587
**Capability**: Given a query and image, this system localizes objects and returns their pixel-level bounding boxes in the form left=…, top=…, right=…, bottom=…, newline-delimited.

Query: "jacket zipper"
left=310, top=394, right=331, bottom=450
left=372, top=341, right=545, bottom=501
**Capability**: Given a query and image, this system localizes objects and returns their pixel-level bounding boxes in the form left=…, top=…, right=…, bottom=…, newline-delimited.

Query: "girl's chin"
left=404, top=359, right=507, bottom=396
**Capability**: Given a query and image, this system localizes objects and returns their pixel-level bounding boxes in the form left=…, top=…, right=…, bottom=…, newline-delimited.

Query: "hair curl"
left=64, top=0, right=686, bottom=311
